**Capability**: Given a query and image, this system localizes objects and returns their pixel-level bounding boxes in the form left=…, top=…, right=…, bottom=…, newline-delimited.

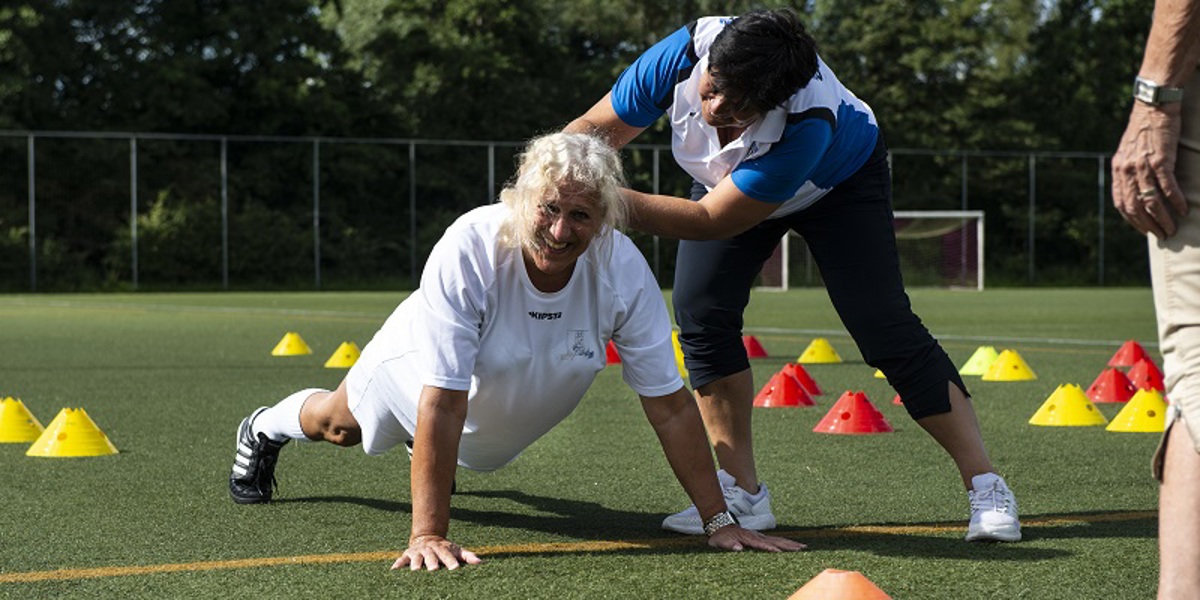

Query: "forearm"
left=623, top=188, right=729, bottom=240
left=562, top=92, right=645, bottom=149
left=643, top=388, right=726, bottom=521
left=1140, top=0, right=1200, bottom=86
left=409, top=387, right=467, bottom=541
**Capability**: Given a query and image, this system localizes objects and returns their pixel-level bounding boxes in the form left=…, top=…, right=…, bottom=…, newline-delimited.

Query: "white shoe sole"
left=965, top=525, right=1022, bottom=542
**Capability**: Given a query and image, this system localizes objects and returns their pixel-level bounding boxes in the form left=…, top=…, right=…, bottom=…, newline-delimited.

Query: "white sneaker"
left=965, top=473, right=1021, bottom=542
left=661, top=469, right=777, bottom=535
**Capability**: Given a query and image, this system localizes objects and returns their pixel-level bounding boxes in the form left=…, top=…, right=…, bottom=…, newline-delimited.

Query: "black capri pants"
left=673, top=137, right=967, bottom=420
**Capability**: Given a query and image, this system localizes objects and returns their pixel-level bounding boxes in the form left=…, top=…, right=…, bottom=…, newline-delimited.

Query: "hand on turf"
left=707, top=525, right=806, bottom=552
left=392, top=535, right=483, bottom=571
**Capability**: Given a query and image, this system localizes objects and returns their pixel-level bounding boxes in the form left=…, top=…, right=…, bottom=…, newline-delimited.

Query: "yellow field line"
left=0, top=510, right=1155, bottom=584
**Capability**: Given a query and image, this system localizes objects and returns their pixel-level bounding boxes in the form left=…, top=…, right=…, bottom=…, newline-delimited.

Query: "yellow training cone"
left=0, top=397, right=44, bottom=443
left=982, top=349, right=1037, bottom=381
left=873, top=368, right=886, bottom=379
left=959, top=346, right=1000, bottom=376
left=671, top=331, right=689, bottom=378
left=798, top=338, right=843, bottom=364
left=1029, top=384, right=1107, bottom=426
left=324, top=341, right=361, bottom=369
left=26, top=408, right=119, bottom=457
left=1106, top=389, right=1168, bottom=432
left=271, top=332, right=312, bottom=356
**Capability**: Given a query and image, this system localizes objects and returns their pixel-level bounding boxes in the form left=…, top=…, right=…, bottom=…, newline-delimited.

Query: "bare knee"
left=299, top=385, right=362, bottom=447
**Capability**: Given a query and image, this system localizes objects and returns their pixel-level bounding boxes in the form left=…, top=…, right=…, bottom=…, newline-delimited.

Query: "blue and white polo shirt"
left=610, top=17, right=880, bottom=218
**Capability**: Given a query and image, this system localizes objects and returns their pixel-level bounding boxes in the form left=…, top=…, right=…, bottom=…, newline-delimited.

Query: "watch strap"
left=1134, top=76, right=1185, bottom=105
left=702, top=510, right=738, bottom=536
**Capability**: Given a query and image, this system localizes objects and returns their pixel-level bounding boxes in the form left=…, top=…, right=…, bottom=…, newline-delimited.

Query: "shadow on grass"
left=275, top=495, right=411, bottom=513
left=777, top=509, right=1155, bottom=560
left=275, top=492, right=1152, bottom=561
left=278, top=488, right=658, bottom=540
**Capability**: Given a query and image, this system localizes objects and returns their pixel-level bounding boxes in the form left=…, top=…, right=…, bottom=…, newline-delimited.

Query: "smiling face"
left=522, top=183, right=604, bottom=292
left=698, top=69, right=760, bottom=129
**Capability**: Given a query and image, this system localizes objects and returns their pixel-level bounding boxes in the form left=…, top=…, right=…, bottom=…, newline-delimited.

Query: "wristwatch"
left=1134, top=77, right=1184, bottom=106
left=703, top=510, right=738, bottom=536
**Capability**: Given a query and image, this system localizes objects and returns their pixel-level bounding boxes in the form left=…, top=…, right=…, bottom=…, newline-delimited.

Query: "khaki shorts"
left=1151, top=67, right=1200, bottom=481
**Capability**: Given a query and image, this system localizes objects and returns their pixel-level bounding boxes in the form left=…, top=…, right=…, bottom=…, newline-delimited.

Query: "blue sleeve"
left=610, top=24, right=696, bottom=128
left=731, top=117, right=833, bottom=203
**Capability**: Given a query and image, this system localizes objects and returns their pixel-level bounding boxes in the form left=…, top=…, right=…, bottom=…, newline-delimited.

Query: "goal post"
left=757, top=210, right=985, bottom=291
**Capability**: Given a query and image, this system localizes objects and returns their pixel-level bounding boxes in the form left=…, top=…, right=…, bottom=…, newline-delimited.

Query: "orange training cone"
left=605, top=340, right=621, bottom=365
left=1106, top=389, right=1168, bottom=432
left=1109, top=340, right=1151, bottom=367
left=814, top=391, right=893, bottom=434
left=1127, top=358, right=1165, bottom=391
left=754, top=371, right=815, bottom=407
left=26, top=408, right=119, bottom=457
left=892, top=394, right=903, bottom=406
left=0, top=397, right=44, bottom=443
left=788, top=568, right=892, bottom=600
left=742, top=335, right=769, bottom=358
left=782, top=363, right=823, bottom=396
left=1087, top=368, right=1137, bottom=403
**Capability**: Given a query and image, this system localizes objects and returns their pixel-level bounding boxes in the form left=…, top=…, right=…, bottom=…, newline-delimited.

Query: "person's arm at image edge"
left=1111, top=0, right=1200, bottom=237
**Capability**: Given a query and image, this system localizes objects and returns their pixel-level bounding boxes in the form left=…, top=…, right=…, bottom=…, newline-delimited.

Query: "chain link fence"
left=0, top=130, right=1143, bottom=292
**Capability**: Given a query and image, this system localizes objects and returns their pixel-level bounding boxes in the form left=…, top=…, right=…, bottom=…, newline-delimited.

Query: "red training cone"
left=1128, top=358, right=1165, bottom=391
left=754, top=372, right=815, bottom=407
left=605, top=340, right=621, bottom=365
left=1109, top=340, right=1151, bottom=368
left=813, top=391, right=894, bottom=434
left=742, top=335, right=769, bottom=358
left=1087, top=368, right=1137, bottom=403
left=782, top=363, right=823, bottom=396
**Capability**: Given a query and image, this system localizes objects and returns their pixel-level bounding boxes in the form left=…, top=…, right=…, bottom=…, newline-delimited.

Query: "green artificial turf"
left=0, top=289, right=1162, bottom=598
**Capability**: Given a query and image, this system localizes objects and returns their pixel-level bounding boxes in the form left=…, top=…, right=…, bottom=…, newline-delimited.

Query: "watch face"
left=1135, top=80, right=1157, bottom=103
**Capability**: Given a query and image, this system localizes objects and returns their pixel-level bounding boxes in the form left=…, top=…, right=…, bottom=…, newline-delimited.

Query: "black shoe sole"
left=230, top=482, right=272, bottom=504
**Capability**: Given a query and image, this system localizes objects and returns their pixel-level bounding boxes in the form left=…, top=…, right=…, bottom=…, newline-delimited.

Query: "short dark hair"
left=708, top=8, right=819, bottom=116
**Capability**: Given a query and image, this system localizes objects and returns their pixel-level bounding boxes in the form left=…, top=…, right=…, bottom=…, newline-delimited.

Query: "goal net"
left=757, top=210, right=984, bottom=291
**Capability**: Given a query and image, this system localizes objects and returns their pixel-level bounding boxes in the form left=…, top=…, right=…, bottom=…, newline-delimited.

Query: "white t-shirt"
left=347, top=204, right=683, bottom=471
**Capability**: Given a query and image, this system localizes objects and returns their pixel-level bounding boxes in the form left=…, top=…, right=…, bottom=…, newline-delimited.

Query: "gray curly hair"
left=498, top=133, right=628, bottom=250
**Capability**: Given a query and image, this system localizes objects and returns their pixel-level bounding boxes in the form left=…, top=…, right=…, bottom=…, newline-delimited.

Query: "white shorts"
left=345, top=344, right=421, bottom=457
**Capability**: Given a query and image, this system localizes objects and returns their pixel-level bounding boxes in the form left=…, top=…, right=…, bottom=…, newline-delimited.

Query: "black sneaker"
left=229, top=407, right=288, bottom=504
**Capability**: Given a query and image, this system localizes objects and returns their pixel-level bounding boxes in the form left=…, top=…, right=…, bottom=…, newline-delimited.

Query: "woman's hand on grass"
left=707, top=525, right=807, bottom=552
left=392, top=534, right=482, bottom=571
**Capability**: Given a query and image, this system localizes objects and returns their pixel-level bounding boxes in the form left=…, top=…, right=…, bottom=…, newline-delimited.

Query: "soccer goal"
left=757, top=210, right=985, bottom=291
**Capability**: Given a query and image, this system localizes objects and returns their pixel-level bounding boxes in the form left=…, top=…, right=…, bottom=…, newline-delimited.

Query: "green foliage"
left=813, top=0, right=1040, bottom=150
left=0, top=0, right=1165, bottom=289
left=107, top=190, right=313, bottom=289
